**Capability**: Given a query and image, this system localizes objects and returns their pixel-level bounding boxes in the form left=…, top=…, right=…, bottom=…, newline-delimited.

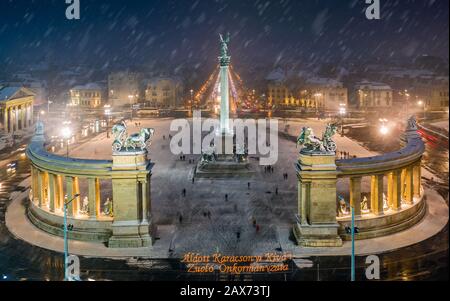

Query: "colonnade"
left=347, top=162, right=422, bottom=217
left=30, top=166, right=106, bottom=219
left=2, top=103, right=33, bottom=134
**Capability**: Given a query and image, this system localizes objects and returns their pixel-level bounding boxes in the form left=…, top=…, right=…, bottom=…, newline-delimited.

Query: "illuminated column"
left=48, top=174, right=56, bottom=212
left=400, top=168, right=406, bottom=200
left=405, top=166, right=414, bottom=205
left=350, top=177, right=362, bottom=217
left=14, top=106, right=19, bottom=132
left=65, top=177, right=74, bottom=217
left=73, top=177, right=80, bottom=214
left=391, top=170, right=402, bottom=210
left=55, top=175, right=63, bottom=211
left=413, top=163, right=421, bottom=198
left=370, top=175, right=384, bottom=215
left=3, top=107, right=8, bottom=133
left=37, top=170, right=43, bottom=207
left=88, top=178, right=100, bottom=219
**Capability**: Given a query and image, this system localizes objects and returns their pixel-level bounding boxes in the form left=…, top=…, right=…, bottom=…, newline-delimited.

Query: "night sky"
left=0, top=0, right=448, bottom=71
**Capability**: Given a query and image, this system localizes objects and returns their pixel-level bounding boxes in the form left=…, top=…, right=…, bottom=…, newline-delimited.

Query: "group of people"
left=264, top=165, right=275, bottom=173
left=283, top=173, right=289, bottom=180
left=338, top=151, right=355, bottom=160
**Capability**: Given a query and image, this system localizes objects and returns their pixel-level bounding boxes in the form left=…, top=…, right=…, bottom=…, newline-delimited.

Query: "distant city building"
left=414, top=83, right=449, bottom=112
left=304, top=78, right=348, bottom=112
left=144, top=77, right=183, bottom=108
left=267, top=82, right=297, bottom=107
left=108, top=72, right=141, bottom=107
left=356, top=81, right=393, bottom=109
left=69, top=83, right=103, bottom=109
left=0, top=86, right=35, bottom=135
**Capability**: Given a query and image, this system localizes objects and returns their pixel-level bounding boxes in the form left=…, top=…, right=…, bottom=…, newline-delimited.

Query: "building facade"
left=0, top=86, right=35, bottom=135
left=144, top=77, right=183, bottom=108
left=304, top=79, right=348, bottom=112
left=69, top=84, right=103, bottom=109
left=356, top=82, right=393, bottom=109
left=267, top=82, right=298, bottom=108
left=108, top=72, right=141, bottom=108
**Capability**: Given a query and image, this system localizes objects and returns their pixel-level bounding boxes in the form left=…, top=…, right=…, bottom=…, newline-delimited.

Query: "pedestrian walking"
left=256, top=225, right=260, bottom=233
left=248, top=182, right=251, bottom=189
left=225, top=194, right=228, bottom=202
left=179, top=214, right=183, bottom=224
left=182, top=188, right=186, bottom=197
left=275, top=187, right=278, bottom=195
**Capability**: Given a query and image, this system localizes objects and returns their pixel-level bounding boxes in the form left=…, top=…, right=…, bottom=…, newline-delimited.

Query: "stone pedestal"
left=108, top=151, right=154, bottom=248
left=293, top=152, right=343, bottom=247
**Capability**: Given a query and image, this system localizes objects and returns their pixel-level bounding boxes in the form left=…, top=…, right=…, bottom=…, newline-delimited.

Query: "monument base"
left=108, top=220, right=154, bottom=248
left=293, top=217, right=343, bottom=248
left=195, top=157, right=254, bottom=178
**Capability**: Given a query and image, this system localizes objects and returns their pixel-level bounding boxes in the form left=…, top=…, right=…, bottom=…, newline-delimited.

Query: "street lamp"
left=63, top=193, right=80, bottom=281
left=61, top=127, right=72, bottom=157
left=379, top=118, right=389, bottom=135
left=343, top=199, right=359, bottom=282
left=104, top=105, right=111, bottom=138
left=417, top=100, right=426, bottom=121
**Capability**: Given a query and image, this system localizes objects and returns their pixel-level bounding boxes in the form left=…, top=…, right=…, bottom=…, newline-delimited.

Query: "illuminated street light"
left=61, top=127, right=72, bottom=157
left=380, top=125, right=389, bottom=135
left=104, top=105, right=112, bottom=138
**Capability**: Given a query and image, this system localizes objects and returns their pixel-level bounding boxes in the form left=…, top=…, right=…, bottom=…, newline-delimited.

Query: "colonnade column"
left=37, top=170, right=43, bottom=207
left=48, top=174, right=56, bottom=212
left=388, top=170, right=402, bottom=211
left=413, top=163, right=422, bottom=198
left=55, top=175, right=64, bottom=211
left=349, top=177, right=362, bottom=217
left=370, top=174, right=384, bottom=215
left=14, top=106, right=19, bottom=132
left=88, top=178, right=100, bottom=219
left=3, top=108, right=8, bottom=133
left=65, top=177, right=74, bottom=217
left=405, top=166, right=414, bottom=205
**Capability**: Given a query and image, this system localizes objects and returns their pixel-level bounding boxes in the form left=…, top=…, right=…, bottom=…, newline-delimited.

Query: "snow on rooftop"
left=0, top=86, right=21, bottom=101
left=356, top=81, right=392, bottom=90
left=71, top=83, right=103, bottom=90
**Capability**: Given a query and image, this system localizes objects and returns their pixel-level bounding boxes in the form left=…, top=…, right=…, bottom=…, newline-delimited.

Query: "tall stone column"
left=109, top=151, right=154, bottom=248
left=389, top=170, right=403, bottom=211
left=73, top=177, right=80, bottom=214
left=88, top=178, right=100, bottom=219
left=48, top=174, right=56, bottom=212
left=370, top=175, right=384, bottom=215
left=405, top=166, right=414, bottom=204
left=350, top=177, right=362, bottom=217
left=55, top=175, right=63, bottom=211
left=37, top=170, right=43, bottom=207
left=65, top=176, right=74, bottom=217
left=3, top=107, right=8, bottom=133
left=413, top=163, right=421, bottom=198
left=293, top=152, right=342, bottom=247
left=15, top=106, right=19, bottom=132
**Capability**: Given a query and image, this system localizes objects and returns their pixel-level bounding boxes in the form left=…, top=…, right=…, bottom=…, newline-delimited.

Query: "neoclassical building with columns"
left=0, top=86, right=35, bottom=135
